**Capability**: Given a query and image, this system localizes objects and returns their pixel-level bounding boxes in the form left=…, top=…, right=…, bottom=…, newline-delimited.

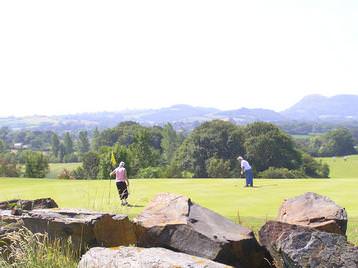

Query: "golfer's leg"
left=250, top=171, right=254, bottom=187
left=245, top=172, right=249, bottom=186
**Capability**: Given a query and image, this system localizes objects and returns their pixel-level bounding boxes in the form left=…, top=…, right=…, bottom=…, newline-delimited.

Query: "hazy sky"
left=1, top=0, right=358, bottom=116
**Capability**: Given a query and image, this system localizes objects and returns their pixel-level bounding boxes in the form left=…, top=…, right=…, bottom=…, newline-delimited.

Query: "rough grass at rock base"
left=0, top=227, right=78, bottom=268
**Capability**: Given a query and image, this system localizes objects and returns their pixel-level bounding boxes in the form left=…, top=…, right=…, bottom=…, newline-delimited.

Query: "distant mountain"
left=216, top=108, right=285, bottom=122
left=0, top=105, right=221, bottom=132
left=2, top=95, right=358, bottom=132
left=282, top=94, right=358, bottom=120
left=131, top=105, right=219, bottom=123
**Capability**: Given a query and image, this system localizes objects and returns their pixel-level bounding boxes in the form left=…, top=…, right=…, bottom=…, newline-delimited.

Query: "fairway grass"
left=318, top=155, right=358, bottom=179
left=1, top=177, right=358, bottom=245
left=46, top=163, right=82, bottom=178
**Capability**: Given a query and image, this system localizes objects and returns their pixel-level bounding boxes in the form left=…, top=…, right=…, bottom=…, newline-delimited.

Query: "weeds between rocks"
left=0, top=228, right=79, bottom=268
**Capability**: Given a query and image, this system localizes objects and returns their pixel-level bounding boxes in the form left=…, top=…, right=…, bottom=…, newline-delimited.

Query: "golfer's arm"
left=125, top=170, right=129, bottom=185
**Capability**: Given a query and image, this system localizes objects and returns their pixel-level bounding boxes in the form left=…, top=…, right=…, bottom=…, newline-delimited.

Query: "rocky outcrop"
left=21, top=209, right=137, bottom=249
left=0, top=198, right=58, bottom=211
left=134, top=193, right=270, bottom=268
left=277, top=192, right=347, bottom=235
left=259, top=221, right=358, bottom=268
left=0, top=207, right=137, bottom=250
left=78, top=247, right=233, bottom=268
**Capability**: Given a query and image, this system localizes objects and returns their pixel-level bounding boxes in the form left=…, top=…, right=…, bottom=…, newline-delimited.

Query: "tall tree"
left=92, top=127, right=100, bottom=151
left=78, top=131, right=90, bottom=153
left=0, top=139, right=5, bottom=152
left=63, top=132, right=74, bottom=155
left=244, top=122, right=302, bottom=172
left=24, top=152, right=49, bottom=178
left=82, top=151, right=100, bottom=179
left=175, top=120, right=245, bottom=177
left=161, top=123, right=181, bottom=164
left=51, top=133, right=60, bottom=157
left=129, top=129, right=159, bottom=175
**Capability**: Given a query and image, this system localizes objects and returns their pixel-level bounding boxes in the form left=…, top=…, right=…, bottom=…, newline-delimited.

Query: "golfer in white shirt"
left=237, top=156, right=254, bottom=187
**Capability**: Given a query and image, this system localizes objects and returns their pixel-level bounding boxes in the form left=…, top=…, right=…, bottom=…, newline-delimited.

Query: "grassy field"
left=46, top=163, right=82, bottom=178
left=318, top=154, right=358, bottom=178
left=1, top=177, right=358, bottom=245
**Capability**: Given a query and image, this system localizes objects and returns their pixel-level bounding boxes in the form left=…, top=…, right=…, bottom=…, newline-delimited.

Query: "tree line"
left=1, top=120, right=356, bottom=179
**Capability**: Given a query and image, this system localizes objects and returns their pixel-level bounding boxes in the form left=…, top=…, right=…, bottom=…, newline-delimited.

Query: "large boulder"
left=0, top=198, right=58, bottom=211
left=78, top=247, right=233, bottom=268
left=1, top=208, right=137, bottom=250
left=259, top=221, right=358, bottom=268
left=277, top=192, right=347, bottom=235
left=134, top=193, right=270, bottom=268
left=21, top=209, right=137, bottom=249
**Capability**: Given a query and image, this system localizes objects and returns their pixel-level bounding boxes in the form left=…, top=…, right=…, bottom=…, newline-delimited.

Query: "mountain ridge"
left=1, top=94, right=358, bottom=131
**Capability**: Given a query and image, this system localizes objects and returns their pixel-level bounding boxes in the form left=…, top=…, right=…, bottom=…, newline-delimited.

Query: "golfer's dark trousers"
left=116, top=181, right=128, bottom=199
left=245, top=169, right=254, bottom=187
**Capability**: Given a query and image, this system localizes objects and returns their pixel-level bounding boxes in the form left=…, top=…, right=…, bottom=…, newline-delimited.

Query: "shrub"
left=301, top=153, right=330, bottom=178
left=206, top=157, right=231, bottom=178
left=257, top=167, right=306, bottom=179
left=57, top=169, right=73, bottom=180
left=136, top=166, right=165, bottom=178
left=0, top=158, right=20, bottom=177
left=70, top=166, right=86, bottom=180
left=24, top=152, right=49, bottom=178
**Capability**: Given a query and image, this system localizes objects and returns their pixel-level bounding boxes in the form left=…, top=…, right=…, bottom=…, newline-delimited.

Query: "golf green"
left=1, top=177, right=357, bottom=244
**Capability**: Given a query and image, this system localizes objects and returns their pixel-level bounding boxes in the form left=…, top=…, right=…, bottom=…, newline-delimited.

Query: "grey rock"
left=259, top=221, right=358, bottom=268
left=134, top=193, right=270, bottom=268
left=21, top=209, right=137, bottom=249
left=78, top=247, right=233, bottom=268
left=0, top=198, right=58, bottom=211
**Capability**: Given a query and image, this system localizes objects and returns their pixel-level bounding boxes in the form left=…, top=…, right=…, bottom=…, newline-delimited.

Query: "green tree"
left=320, top=128, right=356, bottom=156
left=301, top=153, right=330, bottom=178
left=58, top=143, right=66, bottom=162
left=161, top=123, right=182, bottom=164
left=244, top=122, right=302, bottom=172
left=129, top=129, right=159, bottom=175
left=78, top=131, right=90, bottom=153
left=92, top=127, right=100, bottom=151
left=51, top=133, right=60, bottom=157
left=206, top=157, right=231, bottom=178
left=175, top=120, right=245, bottom=177
left=82, top=151, right=100, bottom=179
left=24, top=152, right=49, bottom=178
left=63, top=132, right=74, bottom=155
left=0, top=157, right=20, bottom=177
left=0, top=139, right=5, bottom=152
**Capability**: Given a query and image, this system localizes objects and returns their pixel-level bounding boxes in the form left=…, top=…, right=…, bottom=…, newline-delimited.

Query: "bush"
left=0, top=158, right=20, bottom=177
left=136, top=166, right=165, bottom=178
left=57, top=169, right=74, bottom=180
left=24, top=152, right=49, bottom=178
left=82, top=152, right=100, bottom=179
left=70, top=166, right=86, bottom=180
left=206, top=157, right=232, bottom=178
left=257, top=167, right=306, bottom=179
left=302, top=153, right=330, bottom=178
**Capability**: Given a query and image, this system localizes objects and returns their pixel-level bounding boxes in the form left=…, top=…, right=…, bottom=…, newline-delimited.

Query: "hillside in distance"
left=1, top=94, right=358, bottom=132
left=282, top=94, right=358, bottom=120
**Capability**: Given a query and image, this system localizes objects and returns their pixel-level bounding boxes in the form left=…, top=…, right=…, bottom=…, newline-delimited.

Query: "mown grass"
left=1, top=177, right=357, bottom=245
left=46, top=163, right=82, bottom=179
left=318, top=154, right=358, bottom=178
